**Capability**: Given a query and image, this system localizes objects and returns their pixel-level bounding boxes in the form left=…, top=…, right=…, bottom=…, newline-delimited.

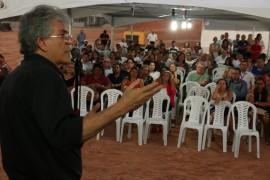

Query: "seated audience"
left=187, top=62, right=209, bottom=86
left=62, top=62, right=75, bottom=93
left=240, top=60, right=255, bottom=91
left=141, top=65, right=154, bottom=86
left=251, top=54, right=267, bottom=80
left=169, top=63, right=181, bottom=89
left=81, top=64, right=111, bottom=95
left=149, top=61, right=160, bottom=81
left=248, top=78, right=270, bottom=144
left=108, top=63, right=125, bottom=90
left=211, top=79, right=233, bottom=145
left=159, top=71, right=177, bottom=128
left=228, top=68, right=248, bottom=102
left=102, top=57, right=113, bottom=76
left=215, top=49, right=229, bottom=65
left=121, top=67, right=144, bottom=92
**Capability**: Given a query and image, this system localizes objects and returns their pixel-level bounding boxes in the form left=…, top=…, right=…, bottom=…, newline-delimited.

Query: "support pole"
left=110, top=16, right=115, bottom=51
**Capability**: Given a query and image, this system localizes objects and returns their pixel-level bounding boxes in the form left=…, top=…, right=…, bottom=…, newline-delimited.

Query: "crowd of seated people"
left=0, top=26, right=269, bottom=150
left=64, top=32, right=270, bottom=138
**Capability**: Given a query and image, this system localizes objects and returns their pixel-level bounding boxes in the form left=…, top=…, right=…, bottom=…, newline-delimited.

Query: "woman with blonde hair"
left=160, top=70, right=177, bottom=128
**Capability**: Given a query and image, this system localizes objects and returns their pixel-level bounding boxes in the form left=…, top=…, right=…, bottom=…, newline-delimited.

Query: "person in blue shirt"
left=228, top=67, right=248, bottom=102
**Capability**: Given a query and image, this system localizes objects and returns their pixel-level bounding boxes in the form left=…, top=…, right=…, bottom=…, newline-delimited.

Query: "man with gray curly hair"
left=0, top=5, right=162, bottom=179
left=187, top=61, right=209, bottom=86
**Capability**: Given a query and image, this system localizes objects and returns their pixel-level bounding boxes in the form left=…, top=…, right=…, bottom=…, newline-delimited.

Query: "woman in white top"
left=149, top=61, right=160, bottom=81
left=185, top=52, right=196, bottom=71
left=209, top=37, right=221, bottom=58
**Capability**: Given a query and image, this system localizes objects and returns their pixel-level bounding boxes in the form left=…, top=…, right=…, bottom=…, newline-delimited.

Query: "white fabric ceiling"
left=0, top=0, right=270, bottom=30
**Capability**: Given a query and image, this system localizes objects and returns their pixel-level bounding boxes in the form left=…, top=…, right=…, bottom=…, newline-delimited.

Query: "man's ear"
left=36, top=37, right=48, bottom=52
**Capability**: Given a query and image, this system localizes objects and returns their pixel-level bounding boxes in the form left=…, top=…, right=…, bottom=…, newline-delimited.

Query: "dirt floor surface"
left=1, top=123, right=270, bottom=180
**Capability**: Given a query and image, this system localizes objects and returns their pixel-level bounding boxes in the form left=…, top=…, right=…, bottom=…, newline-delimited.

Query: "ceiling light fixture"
left=187, top=19, right=192, bottom=29
left=170, top=9, right=178, bottom=31
left=181, top=10, right=192, bottom=30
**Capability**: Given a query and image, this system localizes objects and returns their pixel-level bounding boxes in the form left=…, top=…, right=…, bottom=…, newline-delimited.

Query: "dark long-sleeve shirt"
left=0, top=54, right=83, bottom=179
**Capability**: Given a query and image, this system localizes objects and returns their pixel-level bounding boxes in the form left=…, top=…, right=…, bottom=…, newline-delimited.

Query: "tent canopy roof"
left=1, top=1, right=270, bottom=30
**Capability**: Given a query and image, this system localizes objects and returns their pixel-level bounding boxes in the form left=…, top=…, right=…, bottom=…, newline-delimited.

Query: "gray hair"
left=196, top=61, right=206, bottom=68
left=19, top=5, right=70, bottom=55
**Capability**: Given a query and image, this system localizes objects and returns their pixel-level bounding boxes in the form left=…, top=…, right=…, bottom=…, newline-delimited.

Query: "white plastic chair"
left=144, top=90, right=170, bottom=146
left=217, top=64, right=229, bottom=69
left=230, top=101, right=260, bottom=158
left=212, top=71, right=224, bottom=82
left=176, top=81, right=200, bottom=120
left=177, top=96, right=210, bottom=151
left=120, top=104, right=145, bottom=145
left=71, top=86, right=94, bottom=116
left=176, top=70, right=185, bottom=84
left=176, top=66, right=186, bottom=76
left=205, top=82, right=217, bottom=95
left=96, top=89, right=123, bottom=142
left=212, top=67, right=226, bottom=78
left=202, top=101, right=231, bottom=152
left=187, top=86, right=210, bottom=101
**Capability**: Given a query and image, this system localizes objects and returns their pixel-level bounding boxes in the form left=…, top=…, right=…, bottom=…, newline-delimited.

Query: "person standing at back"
left=77, top=29, right=86, bottom=47
left=0, top=5, right=162, bottom=179
left=99, top=30, right=109, bottom=46
left=146, top=30, right=158, bottom=45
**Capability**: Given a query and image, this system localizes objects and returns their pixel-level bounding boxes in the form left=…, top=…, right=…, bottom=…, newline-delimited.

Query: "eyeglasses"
left=48, top=34, right=73, bottom=42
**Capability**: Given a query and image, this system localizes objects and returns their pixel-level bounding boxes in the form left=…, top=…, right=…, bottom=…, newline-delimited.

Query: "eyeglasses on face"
left=48, top=34, right=73, bottom=42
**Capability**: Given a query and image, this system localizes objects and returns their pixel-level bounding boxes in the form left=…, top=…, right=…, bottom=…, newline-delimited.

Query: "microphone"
left=70, top=47, right=82, bottom=75
left=71, top=47, right=80, bottom=60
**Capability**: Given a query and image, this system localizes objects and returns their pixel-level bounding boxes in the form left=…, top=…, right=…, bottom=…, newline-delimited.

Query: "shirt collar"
left=23, top=54, right=62, bottom=75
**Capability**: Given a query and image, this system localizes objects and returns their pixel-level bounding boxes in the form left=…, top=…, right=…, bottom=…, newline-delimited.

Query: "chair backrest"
left=176, top=69, right=185, bottom=84
left=179, top=81, right=200, bottom=104
left=217, top=64, right=229, bottom=69
left=71, top=86, right=95, bottom=116
left=209, top=100, right=231, bottom=126
left=176, top=67, right=186, bottom=76
left=205, top=82, right=217, bottom=95
left=125, top=104, right=144, bottom=119
left=230, top=101, right=257, bottom=131
left=212, top=71, right=225, bottom=82
left=147, top=90, right=170, bottom=120
left=100, top=89, right=123, bottom=110
left=183, top=96, right=210, bottom=125
left=187, top=86, right=210, bottom=101
left=212, top=67, right=225, bottom=77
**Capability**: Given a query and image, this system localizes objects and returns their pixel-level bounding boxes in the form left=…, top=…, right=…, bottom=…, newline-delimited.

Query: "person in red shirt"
left=249, top=37, right=262, bottom=63
left=121, top=67, right=144, bottom=92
